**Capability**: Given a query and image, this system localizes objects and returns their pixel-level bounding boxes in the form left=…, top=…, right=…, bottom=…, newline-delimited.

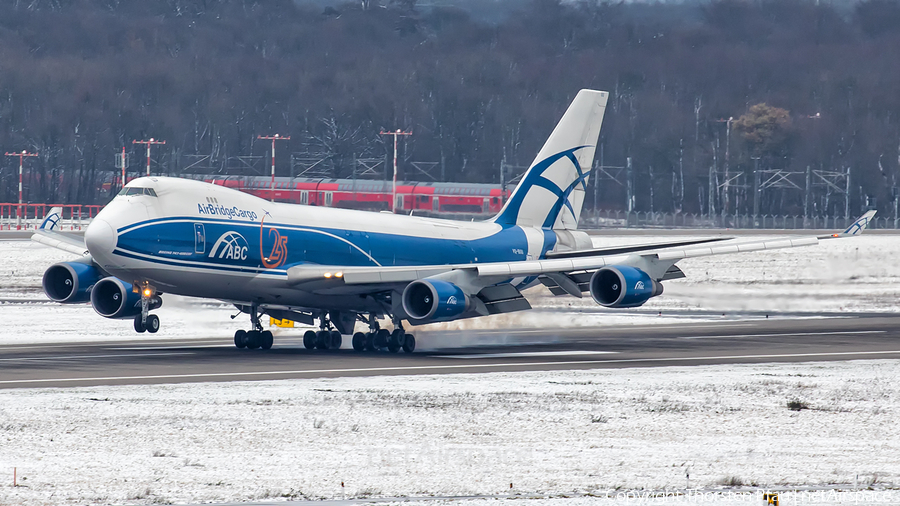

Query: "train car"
left=103, top=173, right=509, bottom=217
left=206, top=176, right=509, bottom=217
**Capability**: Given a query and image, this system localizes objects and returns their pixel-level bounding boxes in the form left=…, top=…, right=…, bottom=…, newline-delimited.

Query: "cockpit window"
left=119, top=187, right=157, bottom=197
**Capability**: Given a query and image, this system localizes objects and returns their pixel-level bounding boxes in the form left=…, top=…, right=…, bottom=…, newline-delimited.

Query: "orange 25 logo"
left=259, top=215, right=288, bottom=269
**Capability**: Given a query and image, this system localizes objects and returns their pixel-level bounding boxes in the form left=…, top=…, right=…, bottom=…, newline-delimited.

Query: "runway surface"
left=2, top=314, right=900, bottom=388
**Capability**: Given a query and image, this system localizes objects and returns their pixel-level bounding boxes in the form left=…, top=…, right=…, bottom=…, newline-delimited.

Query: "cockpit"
left=117, top=187, right=158, bottom=197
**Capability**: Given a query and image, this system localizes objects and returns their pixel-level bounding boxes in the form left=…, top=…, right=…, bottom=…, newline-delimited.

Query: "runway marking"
left=106, top=345, right=232, bottom=350
left=0, top=340, right=227, bottom=351
left=3, top=349, right=900, bottom=385
left=679, top=330, right=886, bottom=340
left=0, top=352, right=194, bottom=362
left=433, top=350, right=619, bottom=359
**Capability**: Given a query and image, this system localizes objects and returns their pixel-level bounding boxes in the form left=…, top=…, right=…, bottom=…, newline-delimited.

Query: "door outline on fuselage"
left=194, top=223, right=206, bottom=254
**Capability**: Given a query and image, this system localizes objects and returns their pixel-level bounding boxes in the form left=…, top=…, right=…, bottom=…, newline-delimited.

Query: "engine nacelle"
left=90, top=277, right=161, bottom=319
left=402, top=279, right=471, bottom=324
left=42, top=260, right=103, bottom=304
left=589, top=265, right=663, bottom=308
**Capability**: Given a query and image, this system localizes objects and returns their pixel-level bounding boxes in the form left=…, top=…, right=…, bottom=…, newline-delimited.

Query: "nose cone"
left=85, top=217, right=116, bottom=260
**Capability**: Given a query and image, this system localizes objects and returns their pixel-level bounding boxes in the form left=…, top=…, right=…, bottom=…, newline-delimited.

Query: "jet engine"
left=90, top=277, right=161, bottom=319
left=42, top=259, right=103, bottom=304
left=402, top=279, right=472, bottom=323
left=589, top=265, right=663, bottom=308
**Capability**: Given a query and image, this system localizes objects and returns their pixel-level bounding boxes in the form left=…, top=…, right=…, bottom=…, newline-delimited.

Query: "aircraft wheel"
left=246, top=331, right=260, bottom=350
left=234, top=330, right=247, bottom=349
left=375, top=329, right=390, bottom=349
left=303, top=330, right=317, bottom=350
left=352, top=332, right=366, bottom=351
left=315, top=330, right=330, bottom=350
left=365, top=332, right=377, bottom=351
left=260, top=330, right=274, bottom=350
left=402, top=333, right=416, bottom=353
left=146, top=314, right=160, bottom=334
left=133, top=317, right=146, bottom=333
left=330, top=330, right=342, bottom=350
left=388, top=329, right=404, bottom=353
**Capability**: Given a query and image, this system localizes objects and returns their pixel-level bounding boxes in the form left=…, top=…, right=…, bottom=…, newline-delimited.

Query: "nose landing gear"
left=133, top=282, right=161, bottom=333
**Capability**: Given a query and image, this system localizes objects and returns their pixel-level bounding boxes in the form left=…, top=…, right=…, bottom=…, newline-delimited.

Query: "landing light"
left=324, top=272, right=332, bottom=278
left=335, top=272, right=343, bottom=278
left=143, top=288, right=152, bottom=297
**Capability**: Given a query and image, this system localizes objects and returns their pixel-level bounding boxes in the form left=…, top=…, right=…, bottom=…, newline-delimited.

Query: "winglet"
left=39, top=207, right=63, bottom=231
left=822, top=210, right=877, bottom=238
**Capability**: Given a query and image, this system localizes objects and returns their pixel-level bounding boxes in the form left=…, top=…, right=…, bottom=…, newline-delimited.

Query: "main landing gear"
left=303, top=312, right=342, bottom=351
left=133, top=282, right=161, bottom=334
left=350, top=314, right=415, bottom=353
left=233, top=304, right=274, bottom=351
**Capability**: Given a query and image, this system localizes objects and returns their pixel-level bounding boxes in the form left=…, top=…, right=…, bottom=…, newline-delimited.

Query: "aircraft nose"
left=85, top=217, right=116, bottom=258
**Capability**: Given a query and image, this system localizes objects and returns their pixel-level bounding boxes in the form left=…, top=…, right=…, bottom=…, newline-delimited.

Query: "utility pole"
left=716, top=117, right=734, bottom=215
left=751, top=155, right=761, bottom=226
left=5, top=150, right=38, bottom=230
left=845, top=165, right=851, bottom=219
left=258, top=134, right=291, bottom=202
left=626, top=157, right=634, bottom=214
left=133, top=138, right=166, bottom=176
left=116, top=147, right=129, bottom=189
left=380, top=128, right=412, bottom=213
left=804, top=165, right=811, bottom=228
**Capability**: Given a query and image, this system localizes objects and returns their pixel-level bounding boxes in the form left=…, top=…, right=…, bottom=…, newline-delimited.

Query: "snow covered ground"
left=1, top=234, right=900, bottom=505
left=1, top=361, right=899, bottom=505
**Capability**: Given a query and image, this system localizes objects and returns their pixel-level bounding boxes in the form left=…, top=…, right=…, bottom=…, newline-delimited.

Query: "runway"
left=3, top=314, right=900, bottom=388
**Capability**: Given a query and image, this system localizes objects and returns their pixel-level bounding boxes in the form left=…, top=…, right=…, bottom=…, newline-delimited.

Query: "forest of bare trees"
left=1, top=0, right=900, bottom=219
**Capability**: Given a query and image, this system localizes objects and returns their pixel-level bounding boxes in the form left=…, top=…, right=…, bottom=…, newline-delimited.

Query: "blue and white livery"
left=33, top=90, right=876, bottom=352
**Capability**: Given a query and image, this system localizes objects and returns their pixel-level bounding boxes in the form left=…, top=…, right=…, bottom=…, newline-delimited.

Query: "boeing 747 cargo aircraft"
left=33, top=90, right=876, bottom=352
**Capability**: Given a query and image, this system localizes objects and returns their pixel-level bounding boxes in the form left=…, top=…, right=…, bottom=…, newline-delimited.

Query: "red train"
left=189, top=176, right=510, bottom=216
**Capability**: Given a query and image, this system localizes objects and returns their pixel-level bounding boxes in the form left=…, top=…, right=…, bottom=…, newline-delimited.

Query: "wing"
left=30, top=207, right=90, bottom=256
left=288, top=211, right=877, bottom=299
left=544, top=236, right=732, bottom=259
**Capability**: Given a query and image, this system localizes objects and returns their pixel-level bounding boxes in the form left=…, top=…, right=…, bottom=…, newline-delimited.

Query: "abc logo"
left=209, top=232, right=249, bottom=261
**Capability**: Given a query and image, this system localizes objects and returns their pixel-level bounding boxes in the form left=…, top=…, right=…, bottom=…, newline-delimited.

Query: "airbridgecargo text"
left=197, top=203, right=258, bottom=221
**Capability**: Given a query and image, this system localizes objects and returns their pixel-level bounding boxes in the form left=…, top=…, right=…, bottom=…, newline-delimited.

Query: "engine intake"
left=90, top=277, right=161, bottom=319
left=402, top=279, right=471, bottom=323
left=589, top=265, right=663, bottom=308
left=42, top=260, right=103, bottom=304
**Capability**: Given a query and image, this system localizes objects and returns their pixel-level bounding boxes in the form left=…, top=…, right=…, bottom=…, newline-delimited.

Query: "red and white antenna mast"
left=257, top=134, right=291, bottom=202
left=116, top=146, right=130, bottom=188
left=5, top=149, right=38, bottom=230
left=380, top=128, right=412, bottom=213
left=132, top=138, right=166, bottom=176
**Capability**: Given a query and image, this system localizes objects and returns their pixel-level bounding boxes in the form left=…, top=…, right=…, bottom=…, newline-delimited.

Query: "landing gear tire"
left=365, top=332, right=377, bottom=351
left=375, top=329, right=390, bottom=349
left=402, top=333, right=416, bottom=353
left=246, top=331, right=261, bottom=350
left=315, top=330, right=330, bottom=350
left=260, top=330, right=274, bottom=350
left=330, top=331, right=342, bottom=350
left=352, top=332, right=366, bottom=351
left=133, top=317, right=146, bottom=333
left=145, top=314, right=160, bottom=334
left=388, top=329, right=404, bottom=353
left=303, top=330, right=317, bottom=350
left=234, top=330, right=247, bottom=349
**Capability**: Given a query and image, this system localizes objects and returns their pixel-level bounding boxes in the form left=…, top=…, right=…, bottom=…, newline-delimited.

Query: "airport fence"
left=583, top=210, right=897, bottom=230
left=0, top=204, right=102, bottom=231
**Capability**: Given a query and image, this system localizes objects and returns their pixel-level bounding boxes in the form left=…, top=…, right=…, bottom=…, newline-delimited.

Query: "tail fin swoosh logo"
left=40, top=207, right=63, bottom=230
left=494, top=146, right=591, bottom=228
